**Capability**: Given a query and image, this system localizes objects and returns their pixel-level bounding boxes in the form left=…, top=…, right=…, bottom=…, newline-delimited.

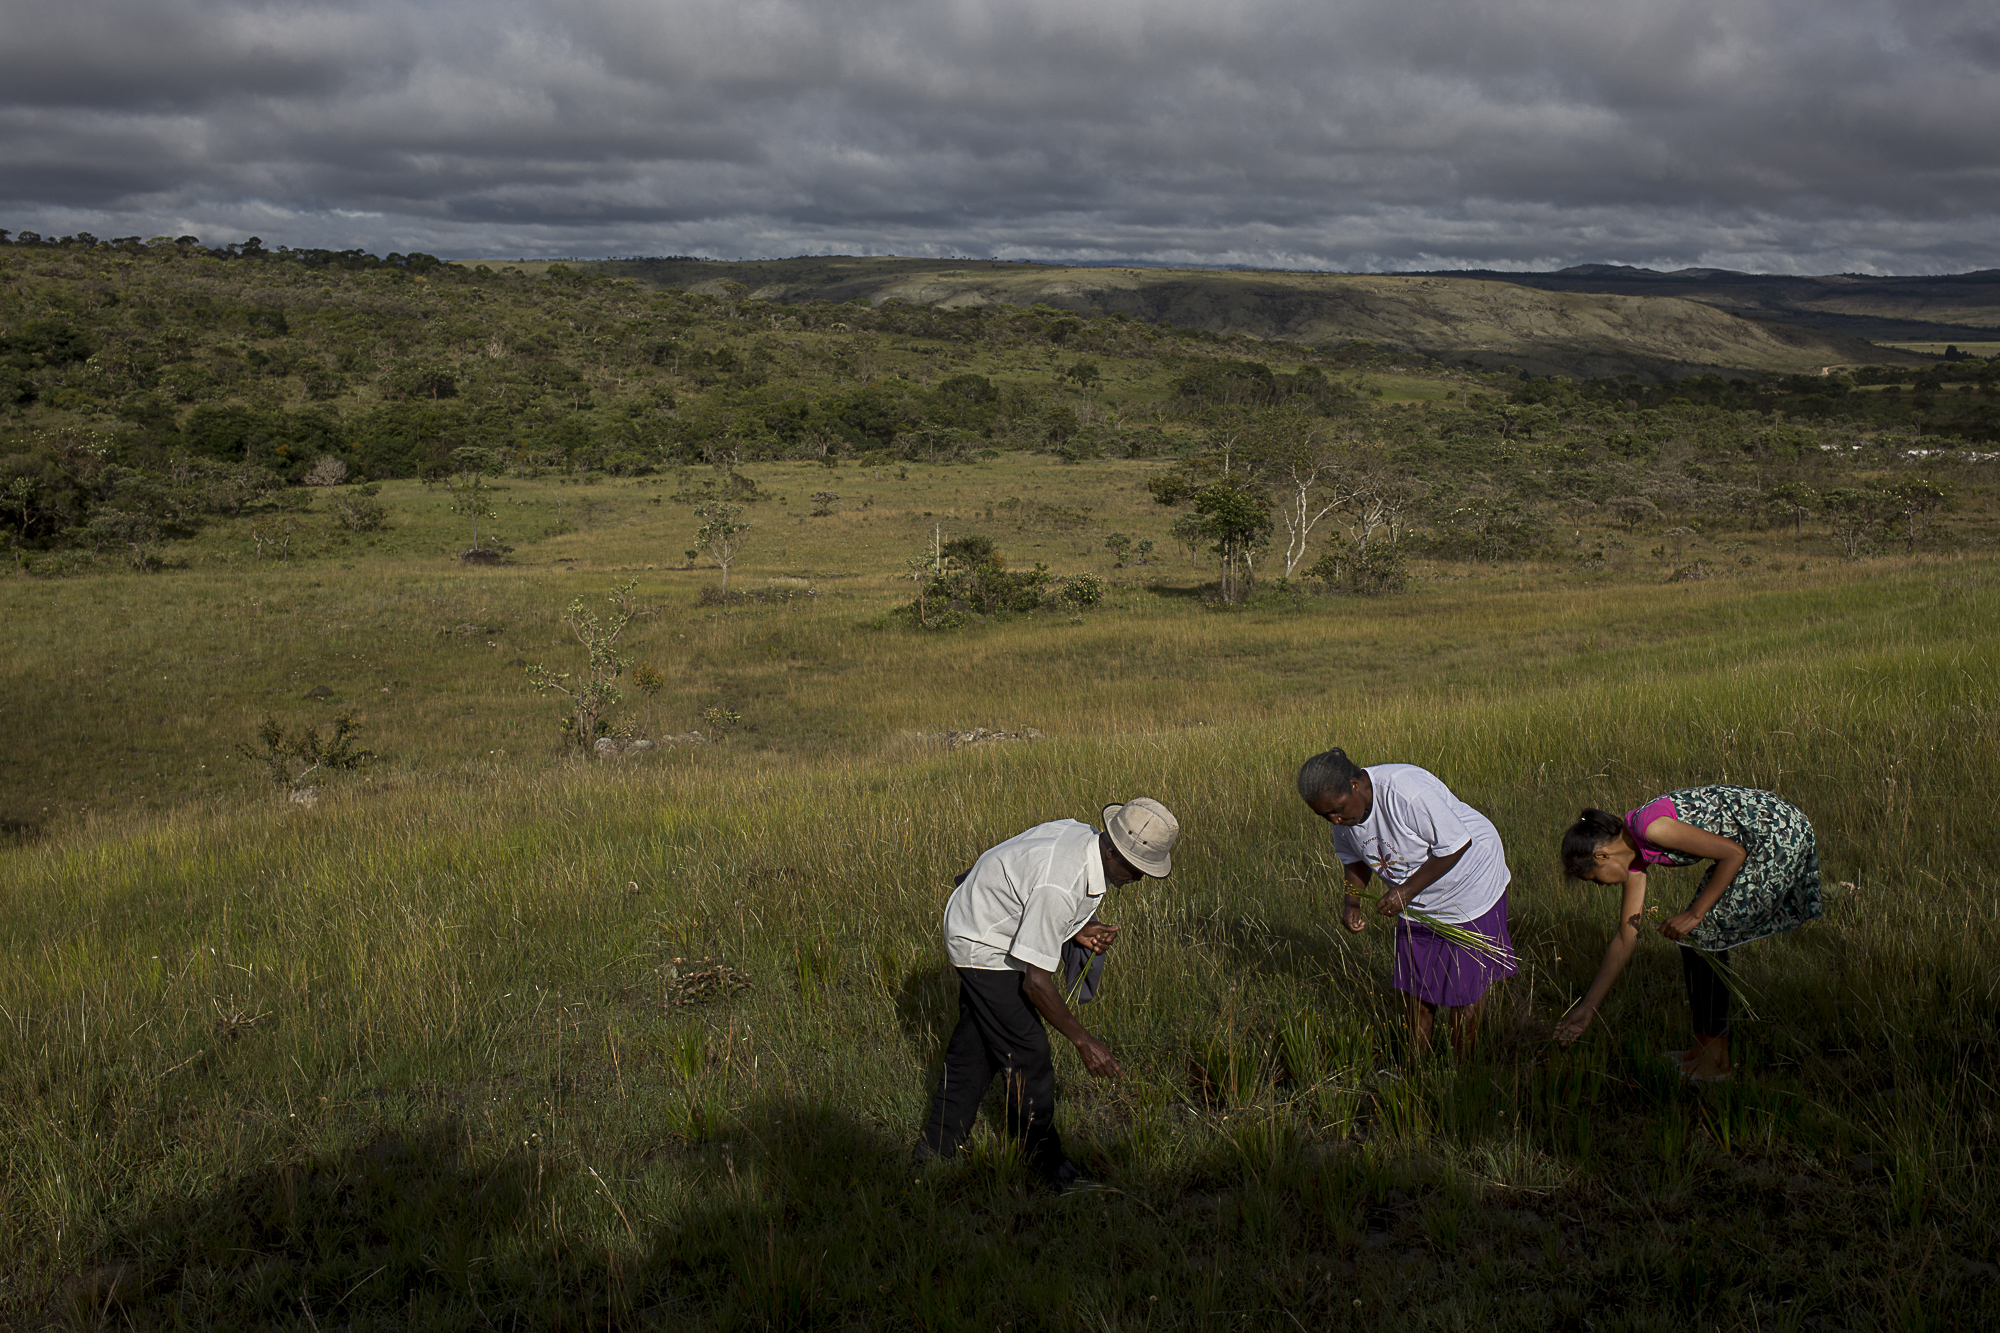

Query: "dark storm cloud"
left=3, top=0, right=1996, bottom=271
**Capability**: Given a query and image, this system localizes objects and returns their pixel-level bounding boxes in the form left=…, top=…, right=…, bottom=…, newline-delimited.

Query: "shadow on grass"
left=61, top=1070, right=1985, bottom=1332
left=893, top=961, right=959, bottom=1061
left=1140, top=577, right=1214, bottom=601
left=75, top=1093, right=1398, bottom=1331
left=80, top=1093, right=1243, bottom=1331
left=0, top=816, right=46, bottom=848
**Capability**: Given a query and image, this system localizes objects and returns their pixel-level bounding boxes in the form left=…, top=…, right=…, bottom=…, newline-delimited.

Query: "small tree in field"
left=1164, top=513, right=1203, bottom=567
left=1884, top=479, right=1950, bottom=551
left=1762, top=482, right=1817, bottom=537
left=447, top=446, right=503, bottom=552
left=1193, top=479, right=1271, bottom=603
left=1253, top=415, right=1355, bottom=579
left=1819, top=488, right=1888, bottom=559
left=526, top=578, right=642, bottom=746
left=695, top=500, right=749, bottom=593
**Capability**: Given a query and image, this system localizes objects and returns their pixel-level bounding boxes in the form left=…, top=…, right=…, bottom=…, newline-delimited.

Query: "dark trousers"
left=918, top=967, right=1066, bottom=1177
left=1682, top=946, right=1734, bottom=1037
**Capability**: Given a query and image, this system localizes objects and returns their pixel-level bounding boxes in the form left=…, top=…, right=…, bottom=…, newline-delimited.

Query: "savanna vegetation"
left=3, top=231, right=2000, bottom=1331
left=3, top=231, right=1995, bottom=591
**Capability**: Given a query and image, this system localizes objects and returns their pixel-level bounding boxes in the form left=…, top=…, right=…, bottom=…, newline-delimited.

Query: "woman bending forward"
left=1299, top=748, right=1517, bottom=1059
left=1558, top=785, right=1822, bottom=1080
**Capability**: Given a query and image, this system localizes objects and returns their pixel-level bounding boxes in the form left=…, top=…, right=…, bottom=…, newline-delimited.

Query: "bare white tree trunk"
left=1280, top=471, right=1352, bottom=577
left=1339, top=487, right=1389, bottom=553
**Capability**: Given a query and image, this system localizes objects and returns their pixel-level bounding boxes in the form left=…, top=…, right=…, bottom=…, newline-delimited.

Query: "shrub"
left=304, top=455, right=348, bottom=487
left=1307, top=541, right=1408, bottom=596
left=1430, top=498, right=1552, bottom=563
left=525, top=579, right=642, bottom=745
left=238, top=713, right=373, bottom=789
left=330, top=493, right=388, bottom=533
left=1050, top=573, right=1104, bottom=609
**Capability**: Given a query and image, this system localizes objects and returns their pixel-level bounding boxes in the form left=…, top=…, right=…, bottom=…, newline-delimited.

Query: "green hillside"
left=591, top=256, right=1918, bottom=379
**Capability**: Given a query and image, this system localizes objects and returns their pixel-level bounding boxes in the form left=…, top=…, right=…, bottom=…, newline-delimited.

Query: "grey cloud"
left=3, top=0, right=1997, bottom=272
left=0, top=1, right=403, bottom=110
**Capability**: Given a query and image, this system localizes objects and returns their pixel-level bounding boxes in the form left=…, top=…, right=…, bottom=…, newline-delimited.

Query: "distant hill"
left=584, top=256, right=1923, bottom=380
left=1423, top=264, right=2000, bottom=345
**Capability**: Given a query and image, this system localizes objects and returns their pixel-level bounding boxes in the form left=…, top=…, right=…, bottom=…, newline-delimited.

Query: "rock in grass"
left=594, top=734, right=703, bottom=757
left=926, top=726, right=1047, bottom=749
left=662, top=958, right=754, bottom=1007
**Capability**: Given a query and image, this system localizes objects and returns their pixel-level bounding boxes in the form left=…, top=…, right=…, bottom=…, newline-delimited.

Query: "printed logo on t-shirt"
left=1362, top=842, right=1413, bottom=881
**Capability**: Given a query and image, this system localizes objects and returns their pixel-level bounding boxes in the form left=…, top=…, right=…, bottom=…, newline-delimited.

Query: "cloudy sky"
left=4, top=0, right=1996, bottom=272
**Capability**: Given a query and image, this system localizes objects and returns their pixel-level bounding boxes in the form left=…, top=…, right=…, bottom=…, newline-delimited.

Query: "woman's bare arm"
left=1555, top=871, right=1649, bottom=1046
left=1640, top=817, right=1747, bottom=941
left=1339, top=860, right=1372, bottom=932
left=1374, top=842, right=1471, bottom=916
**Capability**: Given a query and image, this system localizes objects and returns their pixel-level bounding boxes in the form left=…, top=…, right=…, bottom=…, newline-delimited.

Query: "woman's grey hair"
left=1297, top=748, right=1366, bottom=803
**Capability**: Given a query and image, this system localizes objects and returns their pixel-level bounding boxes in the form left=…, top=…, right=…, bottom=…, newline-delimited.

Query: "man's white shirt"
left=944, top=819, right=1106, bottom=971
left=1329, top=764, right=1510, bottom=924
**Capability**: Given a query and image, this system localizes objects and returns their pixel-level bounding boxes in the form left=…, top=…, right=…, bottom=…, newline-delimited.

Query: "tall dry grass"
left=3, top=521, right=1998, bottom=1326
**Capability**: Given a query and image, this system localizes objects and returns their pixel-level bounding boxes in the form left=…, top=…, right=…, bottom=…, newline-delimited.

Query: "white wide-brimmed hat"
left=1101, top=797, right=1180, bottom=878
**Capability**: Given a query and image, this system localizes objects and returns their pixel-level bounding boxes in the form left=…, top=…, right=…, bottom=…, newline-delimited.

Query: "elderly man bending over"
left=914, top=798, right=1180, bottom=1187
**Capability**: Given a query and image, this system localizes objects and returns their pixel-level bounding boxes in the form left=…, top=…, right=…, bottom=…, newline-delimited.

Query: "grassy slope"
left=586, top=258, right=1909, bottom=379
left=4, top=457, right=2000, bottom=1328
left=12, top=450, right=1999, bottom=832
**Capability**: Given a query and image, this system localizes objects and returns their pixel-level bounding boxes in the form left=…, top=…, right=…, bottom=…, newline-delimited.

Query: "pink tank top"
left=1624, top=795, right=1680, bottom=867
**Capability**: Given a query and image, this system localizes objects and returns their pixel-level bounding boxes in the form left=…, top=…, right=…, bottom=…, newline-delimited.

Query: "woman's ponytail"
left=1560, top=807, right=1626, bottom=878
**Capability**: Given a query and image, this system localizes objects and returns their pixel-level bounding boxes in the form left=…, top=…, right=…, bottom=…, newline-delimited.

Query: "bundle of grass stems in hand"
left=1633, top=904, right=1762, bottom=1020
left=1346, top=887, right=1516, bottom=967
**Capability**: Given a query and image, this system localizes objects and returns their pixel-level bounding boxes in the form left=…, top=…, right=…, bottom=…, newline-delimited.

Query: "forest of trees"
left=1, top=230, right=1993, bottom=579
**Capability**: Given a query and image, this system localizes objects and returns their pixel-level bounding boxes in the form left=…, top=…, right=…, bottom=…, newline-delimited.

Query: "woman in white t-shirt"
left=1297, top=747, right=1517, bottom=1058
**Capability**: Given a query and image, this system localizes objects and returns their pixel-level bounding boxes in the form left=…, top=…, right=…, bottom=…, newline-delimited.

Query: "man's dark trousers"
left=918, top=967, right=1066, bottom=1177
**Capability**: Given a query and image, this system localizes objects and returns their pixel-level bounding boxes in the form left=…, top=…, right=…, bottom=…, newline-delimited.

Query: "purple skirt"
left=1392, top=890, right=1517, bottom=1007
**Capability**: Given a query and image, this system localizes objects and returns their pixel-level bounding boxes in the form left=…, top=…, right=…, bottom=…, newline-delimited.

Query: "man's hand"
left=1020, top=964, right=1121, bottom=1079
left=1075, top=1035, right=1122, bottom=1079
left=1342, top=899, right=1367, bottom=933
left=1073, top=922, right=1120, bottom=954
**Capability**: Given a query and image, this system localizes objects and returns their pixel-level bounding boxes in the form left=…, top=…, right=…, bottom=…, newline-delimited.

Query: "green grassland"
left=5, top=453, right=2000, bottom=1329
